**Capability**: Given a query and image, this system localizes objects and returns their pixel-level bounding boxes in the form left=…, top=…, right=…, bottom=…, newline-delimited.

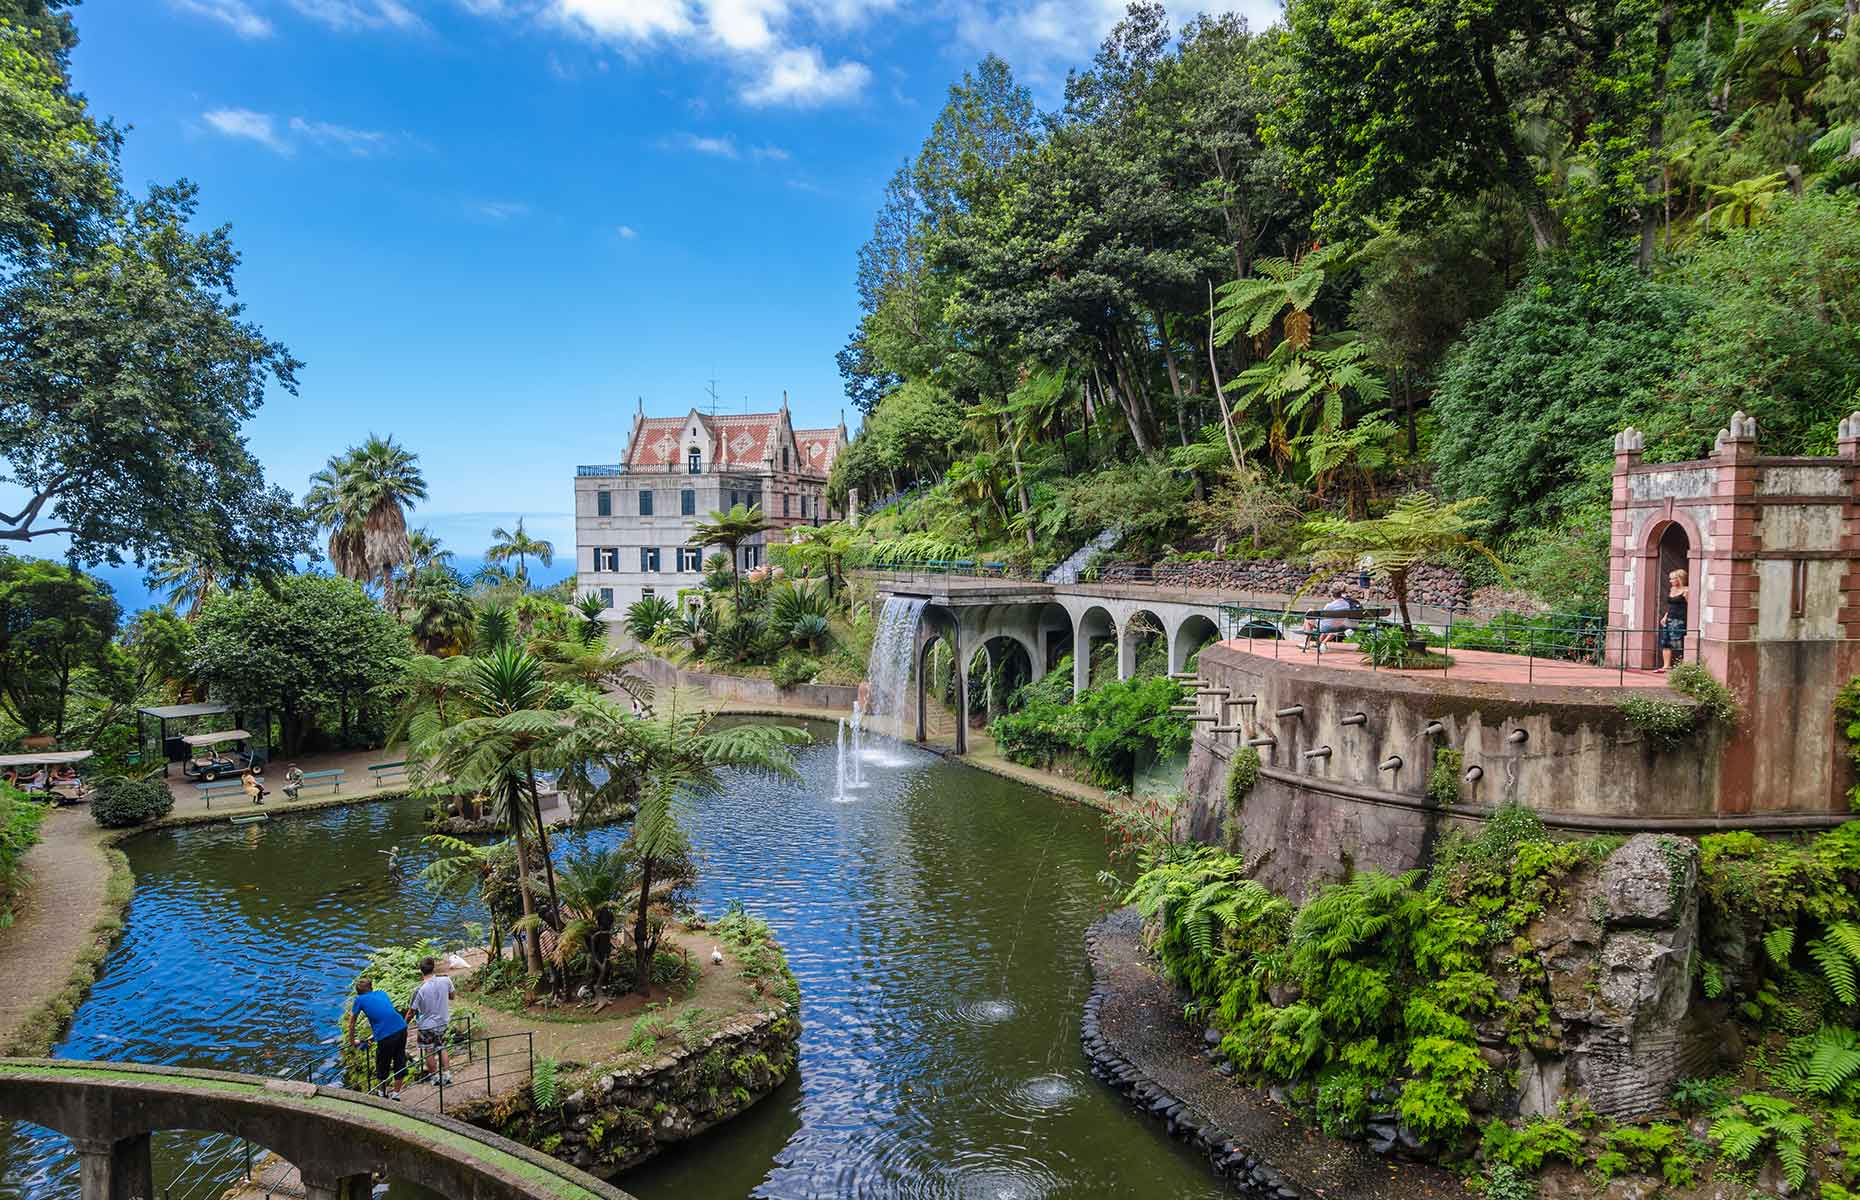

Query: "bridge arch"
left=1119, top=608, right=1166, bottom=680
left=1171, top=613, right=1222, bottom=674
left=1071, top=605, right=1118, bottom=699
left=0, top=1059, right=632, bottom=1200
left=967, top=635, right=1036, bottom=722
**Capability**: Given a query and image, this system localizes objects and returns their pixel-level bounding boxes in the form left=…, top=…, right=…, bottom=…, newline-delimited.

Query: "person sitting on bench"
left=282, top=764, right=304, bottom=802
left=1303, top=589, right=1356, bottom=649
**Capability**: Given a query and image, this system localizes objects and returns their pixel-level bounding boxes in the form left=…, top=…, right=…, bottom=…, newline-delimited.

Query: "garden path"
left=0, top=807, right=115, bottom=1053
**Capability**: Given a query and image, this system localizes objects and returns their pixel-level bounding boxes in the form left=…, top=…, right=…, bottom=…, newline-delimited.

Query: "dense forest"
left=829, top=0, right=1860, bottom=613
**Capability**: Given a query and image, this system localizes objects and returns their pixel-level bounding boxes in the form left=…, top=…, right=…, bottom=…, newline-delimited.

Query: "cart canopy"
left=0, top=750, right=94, bottom=767
left=182, top=730, right=253, bottom=748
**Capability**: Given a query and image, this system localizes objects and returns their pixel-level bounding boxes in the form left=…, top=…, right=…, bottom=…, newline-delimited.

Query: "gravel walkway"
left=0, top=807, right=115, bottom=1052
left=1088, top=907, right=1468, bottom=1200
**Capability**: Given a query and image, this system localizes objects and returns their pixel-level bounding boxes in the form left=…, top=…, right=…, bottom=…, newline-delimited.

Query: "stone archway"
left=1171, top=613, right=1221, bottom=674
left=1119, top=609, right=1166, bottom=681
left=1073, top=606, right=1118, bottom=699
left=1631, top=515, right=1703, bottom=670
left=968, top=635, right=1036, bottom=723
left=914, top=625, right=962, bottom=751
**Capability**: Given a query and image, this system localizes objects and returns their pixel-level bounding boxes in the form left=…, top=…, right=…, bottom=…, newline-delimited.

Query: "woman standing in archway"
left=1659, top=568, right=1689, bottom=670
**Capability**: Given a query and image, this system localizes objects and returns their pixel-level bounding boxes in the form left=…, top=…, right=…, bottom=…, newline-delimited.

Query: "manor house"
left=574, top=396, right=848, bottom=616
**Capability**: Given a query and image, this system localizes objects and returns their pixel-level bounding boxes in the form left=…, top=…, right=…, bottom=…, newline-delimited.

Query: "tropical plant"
left=535, top=640, right=653, bottom=711
left=145, top=555, right=219, bottom=620
left=88, top=776, right=173, bottom=827
left=304, top=435, right=428, bottom=600
left=776, top=523, right=858, bottom=598
left=1709, top=1093, right=1813, bottom=1189
left=419, top=833, right=511, bottom=959
left=1295, top=493, right=1505, bottom=632
left=691, top=504, right=770, bottom=608
left=407, top=577, right=475, bottom=657
left=486, top=518, right=554, bottom=585
left=476, top=603, right=515, bottom=650
left=550, top=687, right=803, bottom=993
left=625, top=596, right=677, bottom=643
left=574, top=593, right=607, bottom=645
left=552, top=845, right=633, bottom=988
left=0, top=558, right=121, bottom=737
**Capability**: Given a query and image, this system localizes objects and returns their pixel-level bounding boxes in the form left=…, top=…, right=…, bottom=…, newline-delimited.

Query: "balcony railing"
left=577, top=464, right=624, bottom=477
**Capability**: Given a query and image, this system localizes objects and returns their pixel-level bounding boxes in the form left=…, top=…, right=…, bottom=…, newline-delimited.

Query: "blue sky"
left=57, top=0, right=1277, bottom=605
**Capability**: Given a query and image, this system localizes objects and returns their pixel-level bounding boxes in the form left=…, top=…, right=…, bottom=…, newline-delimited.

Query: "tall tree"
left=486, top=518, right=554, bottom=585
left=305, top=435, right=427, bottom=600
left=0, top=557, right=118, bottom=738
left=691, top=504, right=770, bottom=609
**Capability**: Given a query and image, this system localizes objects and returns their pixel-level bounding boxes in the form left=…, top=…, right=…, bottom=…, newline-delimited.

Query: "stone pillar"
left=847, top=487, right=860, bottom=529
left=1117, top=623, right=1136, bottom=681
left=1073, top=638, right=1090, bottom=700
left=301, top=1170, right=375, bottom=1200
left=914, top=646, right=928, bottom=744
left=952, top=624, right=970, bottom=755
left=1709, top=412, right=1763, bottom=814
left=1605, top=427, right=1644, bottom=669
left=73, top=1134, right=152, bottom=1200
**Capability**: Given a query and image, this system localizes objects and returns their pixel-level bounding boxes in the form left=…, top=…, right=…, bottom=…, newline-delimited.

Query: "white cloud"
left=741, top=45, right=868, bottom=106
left=284, top=0, right=423, bottom=31
left=680, top=134, right=740, bottom=157
left=473, top=200, right=532, bottom=220
left=202, top=108, right=292, bottom=154
left=750, top=144, right=790, bottom=161
left=616, top=224, right=640, bottom=239
left=549, top=0, right=695, bottom=40
left=169, top=0, right=274, bottom=37
left=952, top=0, right=1283, bottom=65
left=288, top=117, right=392, bottom=154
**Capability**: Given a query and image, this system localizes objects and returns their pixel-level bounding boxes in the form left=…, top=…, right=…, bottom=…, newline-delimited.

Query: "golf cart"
left=181, top=731, right=263, bottom=782
left=0, top=749, right=95, bottom=805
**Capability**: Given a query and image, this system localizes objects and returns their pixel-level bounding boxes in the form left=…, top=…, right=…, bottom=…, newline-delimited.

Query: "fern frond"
left=1764, top=927, right=1796, bottom=967
left=1809, top=936, right=1860, bottom=1005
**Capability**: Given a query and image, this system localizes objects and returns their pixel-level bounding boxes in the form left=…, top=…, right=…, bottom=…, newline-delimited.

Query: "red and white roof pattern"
left=793, top=428, right=844, bottom=476
left=624, top=416, right=692, bottom=470
left=710, top=413, right=783, bottom=469
left=624, top=409, right=796, bottom=473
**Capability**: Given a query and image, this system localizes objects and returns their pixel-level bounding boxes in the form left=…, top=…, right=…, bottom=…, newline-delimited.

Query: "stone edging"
left=1080, top=917, right=1308, bottom=1200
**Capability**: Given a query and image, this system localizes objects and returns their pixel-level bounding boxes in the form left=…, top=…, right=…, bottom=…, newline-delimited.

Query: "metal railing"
left=576, top=464, right=625, bottom=477
left=161, top=1057, right=325, bottom=1200
left=1216, top=604, right=1701, bottom=686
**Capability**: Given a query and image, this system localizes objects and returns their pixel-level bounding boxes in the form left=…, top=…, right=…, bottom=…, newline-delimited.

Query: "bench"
left=196, top=779, right=247, bottom=808
left=370, top=761, right=408, bottom=786
left=290, top=769, right=345, bottom=797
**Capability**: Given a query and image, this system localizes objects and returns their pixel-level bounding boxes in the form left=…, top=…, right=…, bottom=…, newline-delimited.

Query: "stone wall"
left=1179, top=642, right=1736, bottom=898
left=469, top=1000, right=801, bottom=1178
left=1098, top=560, right=1472, bottom=608
left=629, top=652, right=858, bottom=712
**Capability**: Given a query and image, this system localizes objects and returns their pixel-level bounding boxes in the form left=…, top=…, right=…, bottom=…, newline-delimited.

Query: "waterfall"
left=1046, top=528, right=1121, bottom=585
left=866, top=596, right=926, bottom=727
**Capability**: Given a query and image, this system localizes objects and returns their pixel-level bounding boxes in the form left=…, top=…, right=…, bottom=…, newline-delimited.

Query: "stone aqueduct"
left=869, top=574, right=1237, bottom=752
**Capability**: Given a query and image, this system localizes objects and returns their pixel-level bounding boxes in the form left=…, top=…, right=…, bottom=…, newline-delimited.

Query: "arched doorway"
left=1636, top=518, right=1697, bottom=670
left=1074, top=606, right=1117, bottom=698
left=915, top=630, right=961, bottom=749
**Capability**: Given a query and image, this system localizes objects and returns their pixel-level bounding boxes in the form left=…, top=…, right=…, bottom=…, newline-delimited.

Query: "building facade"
left=574, top=397, right=848, bottom=617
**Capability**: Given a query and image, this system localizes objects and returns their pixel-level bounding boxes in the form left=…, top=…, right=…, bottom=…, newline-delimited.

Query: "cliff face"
left=1505, top=835, right=1721, bottom=1121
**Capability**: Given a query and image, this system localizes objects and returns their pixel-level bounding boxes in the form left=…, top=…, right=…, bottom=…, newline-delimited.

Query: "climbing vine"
left=1427, top=747, right=1463, bottom=806
left=1619, top=662, right=1740, bottom=751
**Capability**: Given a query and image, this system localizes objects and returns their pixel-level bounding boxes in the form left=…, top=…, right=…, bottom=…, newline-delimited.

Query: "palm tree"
left=407, top=528, right=451, bottom=574
left=691, top=504, right=770, bottom=610
left=146, top=555, right=219, bottom=620
left=536, top=639, right=654, bottom=712
left=305, top=435, right=428, bottom=600
left=487, top=518, right=555, bottom=586
left=574, top=593, right=607, bottom=645
left=408, top=579, right=476, bottom=656
left=420, top=834, right=511, bottom=960
left=1295, top=492, right=1506, bottom=633
left=552, top=688, right=803, bottom=993
left=407, top=644, right=570, bottom=973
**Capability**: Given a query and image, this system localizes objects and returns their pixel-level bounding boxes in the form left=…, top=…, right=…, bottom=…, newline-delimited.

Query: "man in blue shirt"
left=346, top=977, right=408, bottom=1100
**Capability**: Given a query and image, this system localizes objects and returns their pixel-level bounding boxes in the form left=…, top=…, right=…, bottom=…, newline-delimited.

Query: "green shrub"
left=1428, top=748, right=1463, bottom=806
left=1835, top=676, right=1860, bottom=810
left=0, top=786, right=46, bottom=927
left=1227, top=746, right=1261, bottom=810
left=991, top=674, right=1189, bottom=788
left=1482, top=1163, right=1536, bottom=1200
left=89, top=776, right=174, bottom=828
left=1621, top=663, right=1740, bottom=751
left=771, top=651, right=818, bottom=690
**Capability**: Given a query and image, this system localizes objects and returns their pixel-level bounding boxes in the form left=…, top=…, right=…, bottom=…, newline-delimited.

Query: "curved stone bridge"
left=0, top=1059, right=635, bottom=1200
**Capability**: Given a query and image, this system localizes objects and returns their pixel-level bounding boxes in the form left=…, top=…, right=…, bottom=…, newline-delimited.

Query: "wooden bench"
left=291, top=769, right=345, bottom=797
left=196, top=779, right=247, bottom=808
left=370, top=761, right=408, bottom=787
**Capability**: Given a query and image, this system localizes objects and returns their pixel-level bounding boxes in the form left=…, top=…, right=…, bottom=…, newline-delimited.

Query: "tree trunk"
left=1009, top=440, right=1035, bottom=550
left=1205, top=285, right=1246, bottom=474
left=631, top=855, right=657, bottom=995
left=512, top=831, right=544, bottom=974
left=1471, top=44, right=1566, bottom=250
left=525, top=758, right=563, bottom=927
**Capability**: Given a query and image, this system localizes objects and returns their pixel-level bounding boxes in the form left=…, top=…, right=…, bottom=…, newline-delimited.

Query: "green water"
left=2, top=728, right=1223, bottom=1199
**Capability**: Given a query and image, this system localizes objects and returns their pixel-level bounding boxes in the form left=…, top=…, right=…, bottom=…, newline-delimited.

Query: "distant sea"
left=85, top=554, right=577, bottom=615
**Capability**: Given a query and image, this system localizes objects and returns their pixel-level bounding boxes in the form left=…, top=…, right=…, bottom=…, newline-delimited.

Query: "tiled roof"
left=794, top=427, right=844, bottom=476
left=624, top=416, right=693, bottom=470
left=709, top=412, right=783, bottom=469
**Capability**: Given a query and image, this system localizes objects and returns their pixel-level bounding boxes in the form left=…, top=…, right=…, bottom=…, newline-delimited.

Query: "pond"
left=0, top=726, right=1224, bottom=1200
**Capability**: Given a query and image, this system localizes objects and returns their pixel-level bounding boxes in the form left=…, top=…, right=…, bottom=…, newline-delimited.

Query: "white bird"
left=711, top=946, right=724, bottom=966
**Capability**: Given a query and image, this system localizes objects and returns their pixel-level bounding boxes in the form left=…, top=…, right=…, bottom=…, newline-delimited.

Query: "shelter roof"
left=138, top=702, right=231, bottom=721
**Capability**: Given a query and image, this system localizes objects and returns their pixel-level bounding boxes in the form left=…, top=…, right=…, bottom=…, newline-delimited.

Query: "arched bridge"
left=867, top=571, right=1240, bottom=753
left=0, top=1059, right=635, bottom=1200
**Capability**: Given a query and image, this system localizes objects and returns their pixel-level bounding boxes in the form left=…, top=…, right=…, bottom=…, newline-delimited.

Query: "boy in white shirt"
left=407, top=956, right=456, bottom=1086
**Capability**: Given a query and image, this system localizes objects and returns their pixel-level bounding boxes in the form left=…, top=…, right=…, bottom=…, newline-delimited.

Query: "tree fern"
left=531, top=1056, right=560, bottom=1110
left=1710, top=1094, right=1813, bottom=1189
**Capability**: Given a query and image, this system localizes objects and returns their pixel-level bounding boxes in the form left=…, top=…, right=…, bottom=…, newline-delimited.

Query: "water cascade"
left=832, top=700, right=870, bottom=803
left=866, top=596, right=926, bottom=735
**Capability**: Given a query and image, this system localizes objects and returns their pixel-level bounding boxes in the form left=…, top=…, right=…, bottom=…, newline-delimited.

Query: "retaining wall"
left=629, top=653, right=858, bottom=712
